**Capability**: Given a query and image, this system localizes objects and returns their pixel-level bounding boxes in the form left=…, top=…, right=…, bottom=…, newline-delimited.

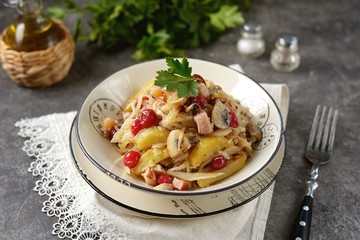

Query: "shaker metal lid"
left=278, top=35, right=298, bottom=49
left=243, top=22, right=263, bottom=34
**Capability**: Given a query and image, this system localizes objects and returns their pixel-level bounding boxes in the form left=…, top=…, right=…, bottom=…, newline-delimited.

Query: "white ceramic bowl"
left=74, top=58, right=285, bottom=217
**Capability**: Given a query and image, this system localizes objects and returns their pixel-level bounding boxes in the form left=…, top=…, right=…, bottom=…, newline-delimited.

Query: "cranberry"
left=195, top=95, right=207, bottom=109
left=209, top=155, right=227, bottom=170
left=208, top=98, right=216, bottom=106
left=157, top=174, right=173, bottom=184
left=139, top=109, right=159, bottom=128
left=192, top=74, right=205, bottom=84
left=123, top=150, right=141, bottom=168
left=109, top=126, right=117, bottom=140
left=186, top=94, right=207, bottom=109
left=229, top=112, right=239, bottom=128
left=131, top=118, right=142, bottom=135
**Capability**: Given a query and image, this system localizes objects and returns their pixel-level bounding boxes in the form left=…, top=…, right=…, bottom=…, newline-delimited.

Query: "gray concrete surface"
left=1, top=0, right=359, bottom=239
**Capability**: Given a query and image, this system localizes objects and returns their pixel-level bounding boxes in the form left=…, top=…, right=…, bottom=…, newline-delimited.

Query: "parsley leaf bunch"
left=155, top=58, right=199, bottom=98
left=48, top=0, right=252, bottom=61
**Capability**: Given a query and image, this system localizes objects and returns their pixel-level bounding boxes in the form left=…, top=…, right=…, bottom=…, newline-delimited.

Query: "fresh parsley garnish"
left=48, top=1, right=248, bottom=61
left=155, top=58, right=199, bottom=98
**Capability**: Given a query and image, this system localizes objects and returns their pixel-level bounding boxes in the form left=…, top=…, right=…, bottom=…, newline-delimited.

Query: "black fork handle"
left=292, top=195, right=313, bottom=240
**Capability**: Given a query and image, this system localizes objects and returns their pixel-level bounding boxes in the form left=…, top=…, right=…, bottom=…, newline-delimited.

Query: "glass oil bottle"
left=2, top=0, right=65, bottom=52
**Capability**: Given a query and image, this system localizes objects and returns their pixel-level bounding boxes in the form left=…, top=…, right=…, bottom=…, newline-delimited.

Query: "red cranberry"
left=139, top=109, right=160, bottom=128
left=192, top=74, right=205, bottom=84
left=186, top=94, right=207, bottom=109
left=208, top=98, right=216, bottom=106
left=109, top=127, right=117, bottom=140
left=194, top=94, right=207, bottom=109
left=131, top=118, right=142, bottom=135
left=209, top=155, right=227, bottom=170
left=123, top=150, right=141, bottom=168
left=157, top=174, right=173, bottom=184
left=229, top=112, right=239, bottom=128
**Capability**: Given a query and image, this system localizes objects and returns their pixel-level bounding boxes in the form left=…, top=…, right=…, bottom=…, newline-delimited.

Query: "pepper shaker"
left=237, top=22, right=265, bottom=58
left=270, top=35, right=300, bottom=72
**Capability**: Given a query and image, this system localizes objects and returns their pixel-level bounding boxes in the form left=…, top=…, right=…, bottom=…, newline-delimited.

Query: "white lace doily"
left=17, top=113, right=273, bottom=240
left=16, top=112, right=129, bottom=240
left=16, top=111, right=260, bottom=240
left=16, top=110, right=259, bottom=240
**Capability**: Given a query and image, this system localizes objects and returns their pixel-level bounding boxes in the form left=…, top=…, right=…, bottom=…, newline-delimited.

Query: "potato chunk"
left=134, top=126, right=170, bottom=150
left=197, top=155, right=247, bottom=188
left=132, top=148, right=169, bottom=175
left=188, top=136, right=231, bottom=168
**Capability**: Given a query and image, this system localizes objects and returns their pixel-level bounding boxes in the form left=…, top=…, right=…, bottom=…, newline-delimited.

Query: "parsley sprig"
left=155, top=58, right=199, bottom=98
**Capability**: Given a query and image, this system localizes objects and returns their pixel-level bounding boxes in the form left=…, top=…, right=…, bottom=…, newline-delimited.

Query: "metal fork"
left=292, top=105, right=339, bottom=240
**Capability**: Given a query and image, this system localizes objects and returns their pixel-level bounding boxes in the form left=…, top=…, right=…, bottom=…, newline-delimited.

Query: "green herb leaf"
left=63, top=0, right=77, bottom=10
left=55, top=0, right=251, bottom=61
left=47, top=4, right=66, bottom=19
left=132, top=26, right=185, bottom=61
left=209, top=5, right=244, bottom=31
left=73, top=18, right=83, bottom=41
left=166, top=57, right=192, bottom=77
left=155, top=58, right=199, bottom=98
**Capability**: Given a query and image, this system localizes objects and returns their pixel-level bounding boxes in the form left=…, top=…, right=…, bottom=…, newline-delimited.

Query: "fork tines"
left=307, top=105, right=339, bottom=152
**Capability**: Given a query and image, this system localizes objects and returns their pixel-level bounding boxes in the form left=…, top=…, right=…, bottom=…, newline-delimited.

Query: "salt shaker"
left=236, top=22, right=265, bottom=58
left=270, top=35, right=300, bottom=72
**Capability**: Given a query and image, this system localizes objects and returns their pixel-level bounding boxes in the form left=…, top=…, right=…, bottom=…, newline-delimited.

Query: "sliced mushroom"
left=212, top=100, right=231, bottom=129
left=211, top=128, right=233, bottom=137
left=246, top=122, right=263, bottom=143
left=185, top=103, right=201, bottom=116
left=172, top=152, right=188, bottom=164
left=158, top=158, right=174, bottom=169
left=167, top=129, right=191, bottom=158
left=187, top=135, right=200, bottom=146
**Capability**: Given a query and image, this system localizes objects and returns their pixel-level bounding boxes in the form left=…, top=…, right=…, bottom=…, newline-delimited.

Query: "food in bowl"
left=74, top=58, right=284, bottom=216
left=100, top=58, right=262, bottom=191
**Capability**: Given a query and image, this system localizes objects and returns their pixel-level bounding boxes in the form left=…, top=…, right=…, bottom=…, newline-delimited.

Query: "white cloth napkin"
left=229, top=64, right=290, bottom=240
left=16, top=65, right=289, bottom=240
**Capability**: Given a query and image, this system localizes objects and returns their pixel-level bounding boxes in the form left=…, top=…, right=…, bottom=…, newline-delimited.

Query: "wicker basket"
left=0, top=20, right=75, bottom=88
